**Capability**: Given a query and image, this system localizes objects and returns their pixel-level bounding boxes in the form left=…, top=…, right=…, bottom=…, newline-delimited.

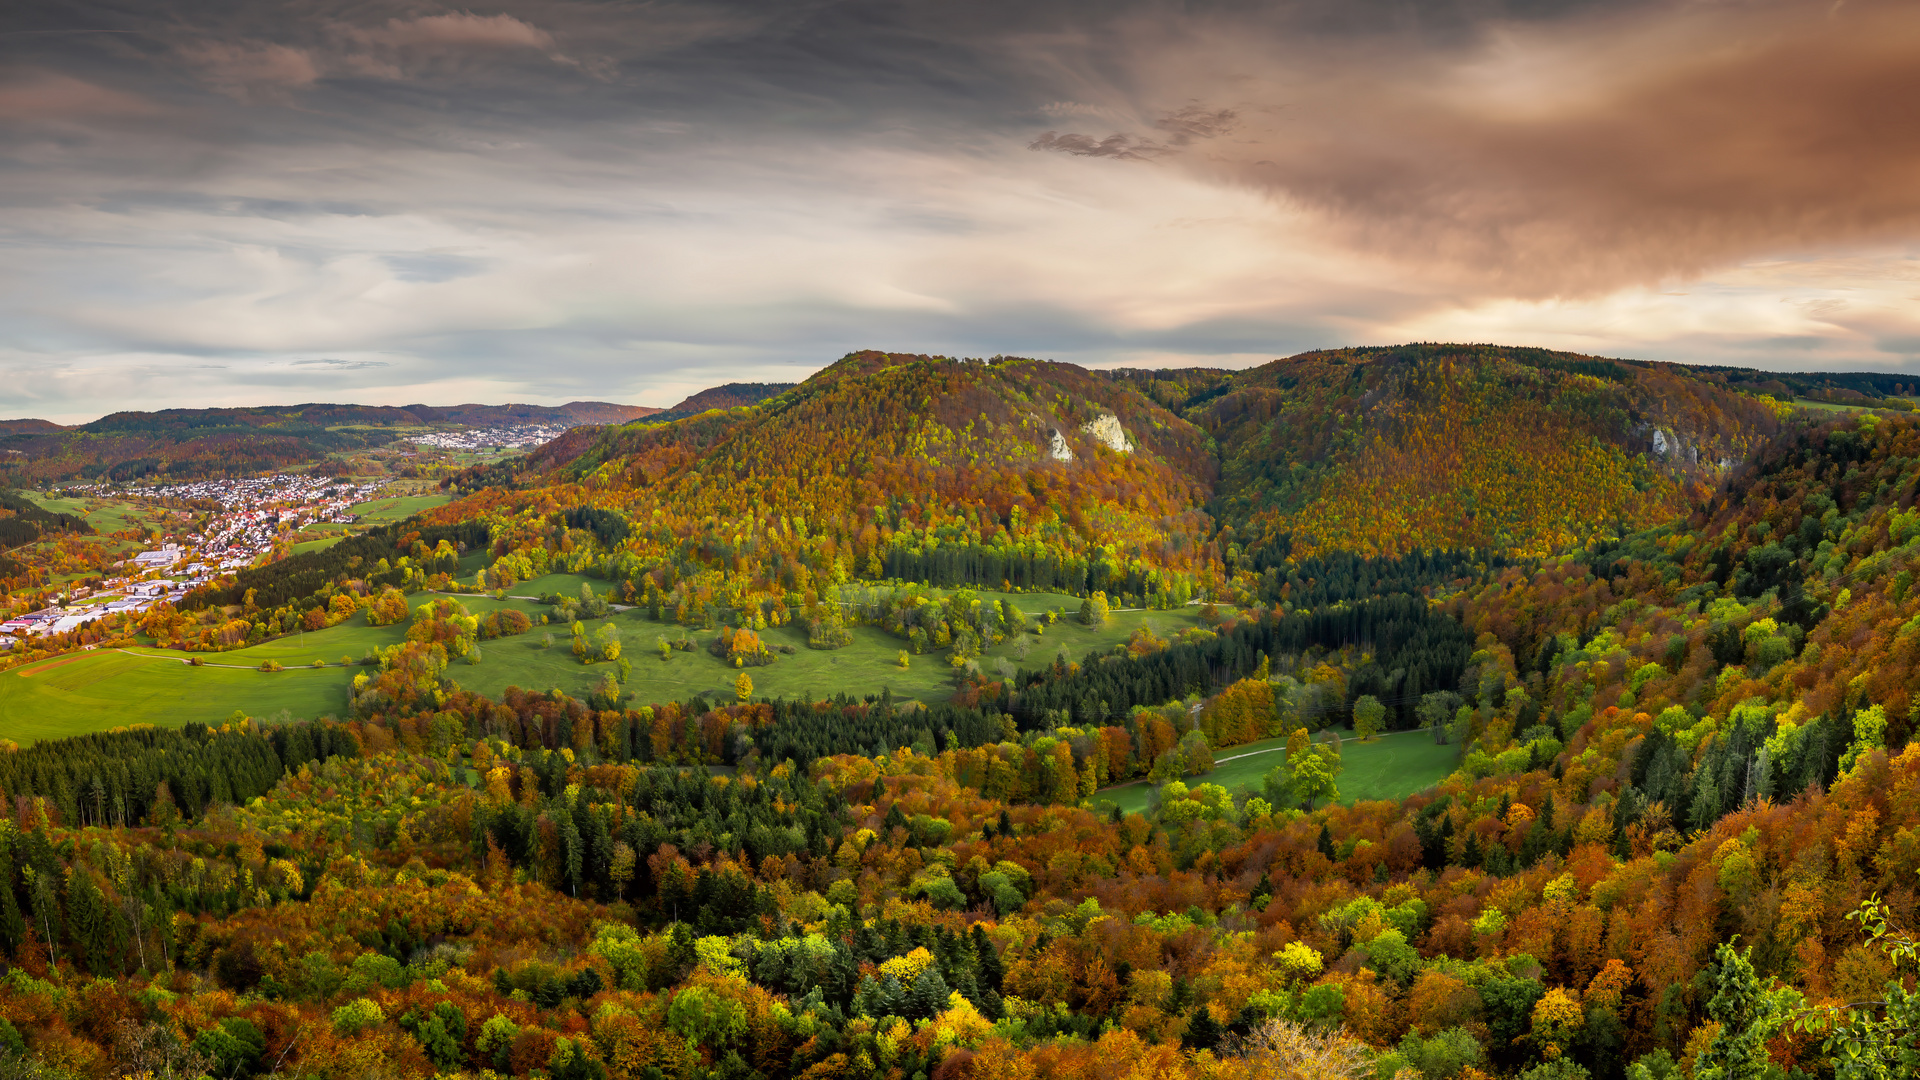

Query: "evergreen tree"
left=906, top=965, right=951, bottom=1020
left=65, top=869, right=122, bottom=976
left=1185, top=1006, right=1222, bottom=1051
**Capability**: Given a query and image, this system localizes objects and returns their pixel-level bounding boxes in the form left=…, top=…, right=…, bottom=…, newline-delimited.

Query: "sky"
left=3, top=0, right=1919, bottom=423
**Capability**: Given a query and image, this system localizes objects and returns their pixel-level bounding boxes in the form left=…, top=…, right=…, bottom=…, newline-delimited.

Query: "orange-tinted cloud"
left=178, top=40, right=320, bottom=101
left=1034, top=0, right=1920, bottom=299
left=0, top=72, right=160, bottom=119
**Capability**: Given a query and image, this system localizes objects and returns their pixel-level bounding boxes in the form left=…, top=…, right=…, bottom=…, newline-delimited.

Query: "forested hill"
left=1187, top=345, right=1789, bottom=567
left=0, top=400, right=653, bottom=483
left=426, top=351, right=1226, bottom=608
left=647, top=382, right=798, bottom=422
left=417, top=346, right=1858, bottom=612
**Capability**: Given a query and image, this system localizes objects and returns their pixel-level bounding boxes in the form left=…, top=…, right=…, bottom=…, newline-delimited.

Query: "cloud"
left=1031, top=0, right=1920, bottom=299
left=4, top=0, right=1920, bottom=425
left=358, top=12, right=555, bottom=51
left=335, top=11, right=590, bottom=77
left=176, top=8, right=589, bottom=94
left=1029, top=105, right=1236, bottom=159
left=178, top=40, right=320, bottom=101
left=0, top=71, right=160, bottom=119
left=1028, top=131, right=1160, bottom=159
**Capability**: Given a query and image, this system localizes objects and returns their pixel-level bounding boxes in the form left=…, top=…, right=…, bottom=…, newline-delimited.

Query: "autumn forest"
left=3, top=346, right=1918, bottom=1080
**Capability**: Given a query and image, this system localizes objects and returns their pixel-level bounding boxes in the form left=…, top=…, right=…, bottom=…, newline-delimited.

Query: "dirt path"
left=17, top=655, right=84, bottom=677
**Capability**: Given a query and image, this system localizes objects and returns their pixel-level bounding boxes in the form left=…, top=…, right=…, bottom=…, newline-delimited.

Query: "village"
left=408, top=422, right=571, bottom=451
left=1, top=474, right=383, bottom=644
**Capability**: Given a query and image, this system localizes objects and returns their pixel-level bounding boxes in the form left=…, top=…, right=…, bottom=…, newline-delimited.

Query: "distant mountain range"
left=2, top=400, right=656, bottom=434
left=0, top=401, right=658, bottom=484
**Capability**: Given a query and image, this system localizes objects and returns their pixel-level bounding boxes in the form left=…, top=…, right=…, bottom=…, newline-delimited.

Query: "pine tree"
left=973, top=926, right=1005, bottom=990
left=64, top=869, right=122, bottom=976
left=1185, top=1005, right=1222, bottom=1051
left=906, top=965, right=951, bottom=1020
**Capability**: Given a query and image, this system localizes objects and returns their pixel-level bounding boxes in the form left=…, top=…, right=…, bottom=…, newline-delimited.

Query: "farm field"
left=56, top=574, right=1209, bottom=731
left=0, top=650, right=347, bottom=744
left=1096, top=727, right=1458, bottom=816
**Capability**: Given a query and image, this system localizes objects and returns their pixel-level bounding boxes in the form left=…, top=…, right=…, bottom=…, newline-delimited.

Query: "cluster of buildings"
left=409, top=424, right=570, bottom=451
left=149, top=475, right=381, bottom=567
left=3, top=475, right=384, bottom=648
left=0, top=578, right=192, bottom=645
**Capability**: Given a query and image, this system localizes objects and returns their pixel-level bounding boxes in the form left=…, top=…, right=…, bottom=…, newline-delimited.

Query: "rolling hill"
left=415, top=346, right=1826, bottom=618
left=646, top=382, right=798, bottom=422
left=1190, top=344, right=1789, bottom=565
left=0, top=400, right=655, bottom=483
left=427, top=351, right=1224, bottom=610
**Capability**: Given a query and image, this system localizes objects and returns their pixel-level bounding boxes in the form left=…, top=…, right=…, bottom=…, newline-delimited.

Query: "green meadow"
left=20, top=493, right=152, bottom=535
left=1095, top=727, right=1458, bottom=816
left=0, top=650, right=348, bottom=745
left=348, top=493, right=451, bottom=524
left=7, top=574, right=1203, bottom=742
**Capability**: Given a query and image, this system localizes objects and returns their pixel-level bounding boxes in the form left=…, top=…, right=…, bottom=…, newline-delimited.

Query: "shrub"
left=331, top=997, right=385, bottom=1035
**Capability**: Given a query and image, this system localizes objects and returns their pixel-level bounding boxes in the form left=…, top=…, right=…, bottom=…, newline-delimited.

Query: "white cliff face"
left=1048, top=428, right=1074, bottom=462
left=1652, top=429, right=1670, bottom=456
left=1080, top=413, right=1133, bottom=454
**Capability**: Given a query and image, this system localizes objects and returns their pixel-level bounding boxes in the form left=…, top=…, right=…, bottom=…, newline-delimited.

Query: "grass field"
left=11, top=494, right=151, bottom=584
left=1096, top=727, right=1458, bottom=816
left=451, top=582, right=1199, bottom=706
left=348, top=493, right=450, bottom=525
left=1792, top=398, right=1918, bottom=415
left=32, top=574, right=1207, bottom=738
left=0, top=650, right=348, bottom=744
left=282, top=487, right=451, bottom=555
left=20, top=493, right=153, bottom=535
left=291, top=535, right=346, bottom=556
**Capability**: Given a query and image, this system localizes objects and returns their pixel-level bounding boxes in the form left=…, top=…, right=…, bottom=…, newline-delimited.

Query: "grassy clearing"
left=1096, top=727, right=1458, bottom=816
left=1791, top=398, right=1917, bottom=415
left=286, top=488, right=450, bottom=555
left=16, top=573, right=1208, bottom=738
left=451, top=589, right=1197, bottom=706
left=349, top=493, right=451, bottom=525
left=291, top=533, right=348, bottom=556
left=0, top=650, right=348, bottom=744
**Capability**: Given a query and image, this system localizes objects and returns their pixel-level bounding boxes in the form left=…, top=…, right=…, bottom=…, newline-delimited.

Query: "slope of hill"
left=426, top=352, right=1222, bottom=613
left=1195, top=344, right=1787, bottom=566
left=646, top=382, right=798, bottom=422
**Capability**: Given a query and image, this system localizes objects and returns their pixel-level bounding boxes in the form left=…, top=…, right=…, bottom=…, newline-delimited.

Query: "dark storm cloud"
left=0, top=0, right=1917, bottom=421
